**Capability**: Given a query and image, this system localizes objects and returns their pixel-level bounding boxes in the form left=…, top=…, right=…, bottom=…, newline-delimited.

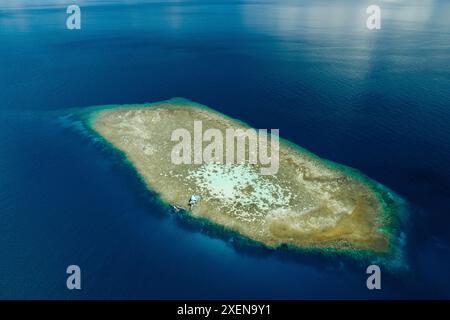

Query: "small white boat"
left=188, top=194, right=199, bottom=208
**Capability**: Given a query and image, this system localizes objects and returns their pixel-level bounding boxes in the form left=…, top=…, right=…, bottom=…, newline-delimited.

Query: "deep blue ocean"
left=1, top=0, right=450, bottom=299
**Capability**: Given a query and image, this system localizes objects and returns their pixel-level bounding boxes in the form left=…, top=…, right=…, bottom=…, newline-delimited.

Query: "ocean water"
left=1, top=0, right=450, bottom=299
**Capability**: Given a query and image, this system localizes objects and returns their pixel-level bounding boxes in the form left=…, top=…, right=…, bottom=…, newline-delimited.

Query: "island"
left=85, top=98, right=402, bottom=257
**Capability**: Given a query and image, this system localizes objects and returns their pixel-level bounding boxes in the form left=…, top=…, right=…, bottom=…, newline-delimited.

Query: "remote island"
left=85, top=98, right=401, bottom=256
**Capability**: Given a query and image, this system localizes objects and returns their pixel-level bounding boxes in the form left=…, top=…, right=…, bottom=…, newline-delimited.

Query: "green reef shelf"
left=78, top=98, right=406, bottom=264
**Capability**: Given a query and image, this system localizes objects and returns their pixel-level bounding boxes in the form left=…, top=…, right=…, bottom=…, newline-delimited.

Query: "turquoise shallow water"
left=1, top=0, right=450, bottom=298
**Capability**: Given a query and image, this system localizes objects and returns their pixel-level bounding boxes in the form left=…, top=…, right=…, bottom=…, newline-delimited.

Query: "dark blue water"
left=1, top=0, right=450, bottom=299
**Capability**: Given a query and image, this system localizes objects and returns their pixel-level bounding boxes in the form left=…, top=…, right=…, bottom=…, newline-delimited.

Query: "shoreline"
left=75, top=98, right=407, bottom=268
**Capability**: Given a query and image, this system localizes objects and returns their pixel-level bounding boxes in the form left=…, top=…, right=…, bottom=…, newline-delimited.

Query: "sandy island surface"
left=87, top=98, right=401, bottom=255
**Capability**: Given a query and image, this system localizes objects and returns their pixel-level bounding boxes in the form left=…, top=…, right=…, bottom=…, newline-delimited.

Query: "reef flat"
left=86, top=98, right=401, bottom=256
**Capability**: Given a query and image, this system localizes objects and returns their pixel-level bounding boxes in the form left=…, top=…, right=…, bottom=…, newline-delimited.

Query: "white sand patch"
left=187, top=163, right=292, bottom=220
